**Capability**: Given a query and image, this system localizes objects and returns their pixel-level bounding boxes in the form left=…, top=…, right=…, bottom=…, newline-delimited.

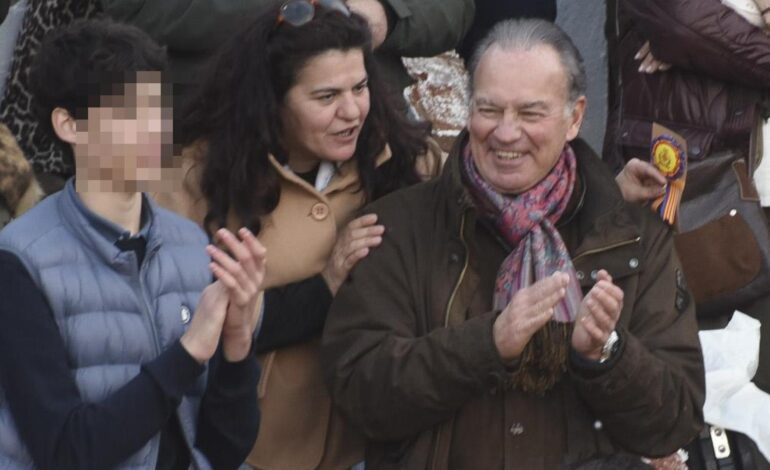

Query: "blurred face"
left=468, top=44, right=585, bottom=195
left=75, top=71, right=173, bottom=192
left=281, top=48, right=370, bottom=172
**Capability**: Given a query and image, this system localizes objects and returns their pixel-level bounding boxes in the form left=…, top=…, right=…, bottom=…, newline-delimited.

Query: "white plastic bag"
left=700, top=312, right=770, bottom=461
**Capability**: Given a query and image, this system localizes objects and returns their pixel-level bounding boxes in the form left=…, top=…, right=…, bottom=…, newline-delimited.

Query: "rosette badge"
left=650, top=123, right=688, bottom=225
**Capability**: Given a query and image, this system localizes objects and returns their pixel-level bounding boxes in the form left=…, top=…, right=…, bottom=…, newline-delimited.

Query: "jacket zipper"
left=432, top=211, right=469, bottom=470
left=571, top=236, right=641, bottom=264
left=443, top=212, right=469, bottom=328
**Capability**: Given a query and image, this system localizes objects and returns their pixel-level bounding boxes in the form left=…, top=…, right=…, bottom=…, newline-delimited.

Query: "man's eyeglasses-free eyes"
left=277, top=0, right=351, bottom=28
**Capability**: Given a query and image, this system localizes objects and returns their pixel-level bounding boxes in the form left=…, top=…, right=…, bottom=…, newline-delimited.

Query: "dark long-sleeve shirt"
left=0, top=250, right=260, bottom=470
left=256, top=274, right=333, bottom=354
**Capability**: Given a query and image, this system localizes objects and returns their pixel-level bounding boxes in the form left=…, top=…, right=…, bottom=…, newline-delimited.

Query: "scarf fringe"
left=506, top=321, right=574, bottom=394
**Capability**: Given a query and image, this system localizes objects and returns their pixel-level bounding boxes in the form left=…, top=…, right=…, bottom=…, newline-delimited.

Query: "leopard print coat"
left=0, top=0, right=102, bottom=179
left=0, top=123, right=42, bottom=226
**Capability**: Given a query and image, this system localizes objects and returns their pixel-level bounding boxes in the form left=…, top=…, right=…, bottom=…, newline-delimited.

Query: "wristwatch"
left=598, top=330, right=620, bottom=363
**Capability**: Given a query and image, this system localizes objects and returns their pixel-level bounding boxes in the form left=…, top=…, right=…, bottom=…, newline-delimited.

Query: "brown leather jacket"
left=322, top=135, right=705, bottom=469
left=604, top=0, right=770, bottom=173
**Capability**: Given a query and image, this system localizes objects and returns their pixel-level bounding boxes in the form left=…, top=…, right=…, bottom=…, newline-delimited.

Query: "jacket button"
left=691, top=146, right=701, bottom=156
left=628, top=258, right=639, bottom=269
left=590, top=270, right=598, bottom=280
left=576, top=271, right=585, bottom=281
left=450, top=253, right=461, bottom=263
left=509, top=422, right=524, bottom=436
left=180, top=305, right=191, bottom=324
left=310, top=203, right=330, bottom=221
left=593, top=420, right=603, bottom=430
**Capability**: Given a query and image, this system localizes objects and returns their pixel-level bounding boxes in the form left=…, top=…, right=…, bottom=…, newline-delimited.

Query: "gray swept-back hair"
left=467, top=19, right=586, bottom=106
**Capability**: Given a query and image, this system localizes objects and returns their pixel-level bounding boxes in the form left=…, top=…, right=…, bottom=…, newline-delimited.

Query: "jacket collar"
left=268, top=145, right=393, bottom=198
left=440, top=131, right=641, bottom=252
left=58, top=179, right=161, bottom=271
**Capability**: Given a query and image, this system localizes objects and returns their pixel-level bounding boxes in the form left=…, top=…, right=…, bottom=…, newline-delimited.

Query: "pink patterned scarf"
left=462, top=143, right=584, bottom=393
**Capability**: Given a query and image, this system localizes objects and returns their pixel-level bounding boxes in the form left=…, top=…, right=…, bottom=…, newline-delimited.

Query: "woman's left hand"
left=207, top=227, right=267, bottom=362
left=322, top=213, right=384, bottom=295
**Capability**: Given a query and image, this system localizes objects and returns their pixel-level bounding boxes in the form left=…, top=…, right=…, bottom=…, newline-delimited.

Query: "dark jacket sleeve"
left=623, top=0, right=770, bottom=89
left=256, top=273, right=332, bottom=354
left=378, top=0, right=475, bottom=57
left=195, top=349, right=261, bottom=470
left=321, top=199, right=510, bottom=441
left=569, top=215, right=705, bottom=456
left=100, top=0, right=264, bottom=52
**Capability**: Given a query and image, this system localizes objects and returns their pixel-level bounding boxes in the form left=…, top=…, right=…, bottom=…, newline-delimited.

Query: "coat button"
left=593, top=420, right=603, bottom=430
left=691, top=146, right=701, bottom=156
left=628, top=258, right=639, bottom=269
left=509, top=422, right=524, bottom=436
left=576, top=271, right=585, bottom=281
left=450, top=253, right=461, bottom=263
left=180, top=305, right=191, bottom=324
left=590, top=270, right=598, bottom=280
left=310, top=203, right=330, bottom=221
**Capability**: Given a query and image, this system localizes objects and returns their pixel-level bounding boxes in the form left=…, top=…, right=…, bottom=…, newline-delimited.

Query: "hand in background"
left=348, top=0, right=389, bottom=48
left=635, top=41, right=672, bottom=73
left=616, top=158, right=666, bottom=203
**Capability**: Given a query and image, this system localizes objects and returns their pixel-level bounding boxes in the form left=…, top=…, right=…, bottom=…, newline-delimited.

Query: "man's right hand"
left=492, top=272, right=569, bottom=363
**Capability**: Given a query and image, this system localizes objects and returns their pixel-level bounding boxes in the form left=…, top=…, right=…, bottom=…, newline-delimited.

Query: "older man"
left=321, top=19, right=705, bottom=469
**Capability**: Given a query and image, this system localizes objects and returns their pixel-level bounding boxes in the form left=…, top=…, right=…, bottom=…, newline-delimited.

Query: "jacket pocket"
left=674, top=211, right=760, bottom=304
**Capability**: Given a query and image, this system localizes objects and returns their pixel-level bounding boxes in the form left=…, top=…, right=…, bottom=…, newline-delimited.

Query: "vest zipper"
left=138, top=252, right=162, bottom=355
left=432, top=211, right=469, bottom=470
left=571, top=236, right=641, bottom=264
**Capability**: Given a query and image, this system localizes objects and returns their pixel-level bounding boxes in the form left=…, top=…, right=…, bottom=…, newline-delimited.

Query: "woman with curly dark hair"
left=155, top=1, right=440, bottom=468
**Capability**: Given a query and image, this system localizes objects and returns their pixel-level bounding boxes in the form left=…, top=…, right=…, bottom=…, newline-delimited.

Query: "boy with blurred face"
left=0, top=19, right=265, bottom=469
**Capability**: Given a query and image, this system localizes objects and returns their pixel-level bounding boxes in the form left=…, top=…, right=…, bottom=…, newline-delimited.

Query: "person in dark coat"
left=1, top=0, right=10, bottom=24
left=458, top=0, right=556, bottom=63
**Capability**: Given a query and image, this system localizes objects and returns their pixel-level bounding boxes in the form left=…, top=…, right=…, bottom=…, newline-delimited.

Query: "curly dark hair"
left=179, top=0, right=429, bottom=236
left=28, top=18, right=167, bottom=151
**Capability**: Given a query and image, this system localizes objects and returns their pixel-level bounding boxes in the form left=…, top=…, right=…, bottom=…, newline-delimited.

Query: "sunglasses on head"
left=276, top=0, right=351, bottom=28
